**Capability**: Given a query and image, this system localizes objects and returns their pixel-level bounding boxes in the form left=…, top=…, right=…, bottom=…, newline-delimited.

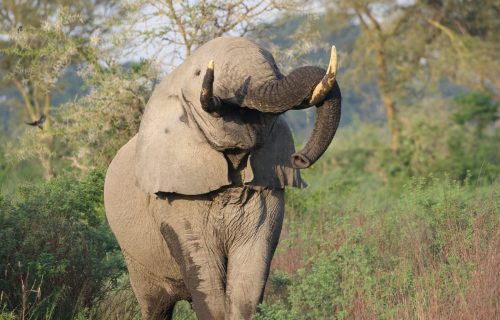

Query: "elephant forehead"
left=183, top=37, right=280, bottom=99
left=172, top=37, right=282, bottom=150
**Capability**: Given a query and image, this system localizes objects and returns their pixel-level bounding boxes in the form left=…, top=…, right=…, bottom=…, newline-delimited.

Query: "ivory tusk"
left=200, top=60, right=221, bottom=116
left=309, top=45, right=337, bottom=106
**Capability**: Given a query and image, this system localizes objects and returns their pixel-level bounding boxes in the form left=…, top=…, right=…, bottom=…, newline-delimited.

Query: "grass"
left=260, top=152, right=499, bottom=319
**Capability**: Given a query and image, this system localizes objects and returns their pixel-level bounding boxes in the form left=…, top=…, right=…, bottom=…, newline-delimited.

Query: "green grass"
left=259, top=152, right=499, bottom=319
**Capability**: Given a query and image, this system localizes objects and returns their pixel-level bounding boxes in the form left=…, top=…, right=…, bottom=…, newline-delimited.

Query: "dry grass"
left=260, top=177, right=499, bottom=319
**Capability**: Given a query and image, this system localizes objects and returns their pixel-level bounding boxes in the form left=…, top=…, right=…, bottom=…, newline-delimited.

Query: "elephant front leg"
left=225, top=245, right=276, bottom=319
left=160, top=220, right=227, bottom=320
left=224, top=190, right=284, bottom=320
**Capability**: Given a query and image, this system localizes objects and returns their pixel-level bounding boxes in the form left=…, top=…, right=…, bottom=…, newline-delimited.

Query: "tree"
left=122, top=0, right=298, bottom=65
left=55, top=60, right=158, bottom=173
left=319, top=0, right=426, bottom=149
left=0, top=2, right=121, bottom=179
left=1, top=11, right=96, bottom=178
left=0, top=171, right=123, bottom=319
left=318, top=0, right=499, bottom=150
left=0, top=0, right=119, bottom=126
left=422, top=0, right=500, bottom=93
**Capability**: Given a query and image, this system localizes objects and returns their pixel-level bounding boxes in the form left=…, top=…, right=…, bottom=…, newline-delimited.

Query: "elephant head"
left=135, top=37, right=341, bottom=195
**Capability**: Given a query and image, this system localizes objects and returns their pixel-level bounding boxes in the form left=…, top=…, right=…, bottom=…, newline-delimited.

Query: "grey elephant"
left=104, top=37, right=341, bottom=320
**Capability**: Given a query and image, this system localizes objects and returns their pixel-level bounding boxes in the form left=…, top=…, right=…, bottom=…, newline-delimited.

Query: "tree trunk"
left=375, top=43, right=399, bottom=150
left=41, top=93, right=54, bottom=179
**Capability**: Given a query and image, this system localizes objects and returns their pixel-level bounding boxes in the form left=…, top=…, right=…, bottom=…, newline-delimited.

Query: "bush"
left=0, top=171, right=123, bottom=319
left=260, top=172, right=499, bottom=319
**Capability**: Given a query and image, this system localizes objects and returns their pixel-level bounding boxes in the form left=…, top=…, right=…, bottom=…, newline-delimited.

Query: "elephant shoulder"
left=244, top=116, right=306, bottom=189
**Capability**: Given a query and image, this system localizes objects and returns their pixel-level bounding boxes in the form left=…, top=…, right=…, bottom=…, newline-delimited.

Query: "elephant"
left=104, top=36, right=341, bottom=320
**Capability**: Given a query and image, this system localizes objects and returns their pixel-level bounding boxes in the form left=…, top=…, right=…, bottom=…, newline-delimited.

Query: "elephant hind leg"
left=126, top=254, right=186, bottom=320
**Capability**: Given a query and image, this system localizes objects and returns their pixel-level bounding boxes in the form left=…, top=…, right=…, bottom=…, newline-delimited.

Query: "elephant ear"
left=135, top=92, right=230, bottom=195
left=243, top=116, right=306, bottom=189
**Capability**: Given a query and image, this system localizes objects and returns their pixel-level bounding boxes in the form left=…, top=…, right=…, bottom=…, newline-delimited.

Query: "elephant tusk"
left=200, top=60, right=222, bottom=116
left=309, top=45, right=338, bottom=106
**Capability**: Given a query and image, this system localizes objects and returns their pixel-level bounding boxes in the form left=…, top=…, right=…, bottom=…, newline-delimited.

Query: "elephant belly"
left=158, top=187, right=285, bottom=253
left=104, top=136, right=186, bottom=292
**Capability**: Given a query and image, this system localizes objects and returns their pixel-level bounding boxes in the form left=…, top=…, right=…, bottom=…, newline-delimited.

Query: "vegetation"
left=259, top=148, right=498, bottom=319
left=0, top=0, right=498, bottom=319
left=0, top=171, right=123, bottom=319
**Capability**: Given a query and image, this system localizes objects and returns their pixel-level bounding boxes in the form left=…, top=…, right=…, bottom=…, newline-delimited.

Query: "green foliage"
left=288, top=238, right=376, bottom=319
left=444, top=126, right=499, bottom=182
left=442, top=91, right=499, bottom=182
left=53, top=59, right=157, bottom=172
left=1, top=9, right=86, bottom=91
left=452, top=90, right=499, bottom=130
left=0, top=311, right=16, bottom=320
left=0, top=4, right=143, bottom=184
left=260, top=174, right=499, bottom=319
left=0, top=171, right=123, bottom=319
left=356, top=92, right=500, bottom=183
left=256, top=301, right=298, bottom=320
left=172, top=301, right=197, bottom=320
left=1, top=47, right=157, bottom=188
left=260, top=102, right=500, bottom=317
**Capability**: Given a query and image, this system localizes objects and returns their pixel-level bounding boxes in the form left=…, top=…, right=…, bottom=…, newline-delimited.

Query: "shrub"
left=260, top=173, right=499, bottom=319
left=0, top=171, right=123, bottom=319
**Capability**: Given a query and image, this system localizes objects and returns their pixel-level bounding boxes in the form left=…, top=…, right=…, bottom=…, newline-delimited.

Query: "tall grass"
left=259, top=148, right=499, bottom=319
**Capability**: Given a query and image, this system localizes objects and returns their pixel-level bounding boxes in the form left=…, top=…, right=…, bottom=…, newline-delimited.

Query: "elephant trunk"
left=291, top=84, right=341, bottom=168
left=242, top=46, right=338, bottom=113
left=246, top=45, right=341, bottom=169
left=200, top=46, right=342, bottom=169
left=200, top=65, right=326, bottom=114
left=242, top=66, right=325, bottom=112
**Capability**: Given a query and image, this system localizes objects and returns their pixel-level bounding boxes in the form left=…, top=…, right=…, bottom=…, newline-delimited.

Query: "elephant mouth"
left=200, top=46, right=342, bottom=169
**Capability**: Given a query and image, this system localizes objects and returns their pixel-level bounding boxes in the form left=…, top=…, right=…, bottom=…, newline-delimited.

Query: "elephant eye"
left=194, top=69, right=201, bottom=76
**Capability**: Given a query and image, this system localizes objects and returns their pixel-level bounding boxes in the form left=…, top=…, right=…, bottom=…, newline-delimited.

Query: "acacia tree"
left=1, top=11, right=98, bottom=178
left=321, top=0, right=498, bottom=150
left=0, top=1, right=121, bottom=179
left=122, top=0, right=298, bottom=66
left=422, top=0, right=499, bottom=92
left=321, top=0, right=425, bottom=149
left=0, top=0, right=119, bottom=126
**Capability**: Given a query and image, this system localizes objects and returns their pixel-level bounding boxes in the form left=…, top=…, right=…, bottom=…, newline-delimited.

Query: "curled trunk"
left=237, top=66, right=342, bottom=169
left=200, top=49, right=342, bottom=169
left=291, top=83, right=341, bottom=169
left=242, top=67, right=342, bottom=169
left=242, top=66, right=326, bottom=113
